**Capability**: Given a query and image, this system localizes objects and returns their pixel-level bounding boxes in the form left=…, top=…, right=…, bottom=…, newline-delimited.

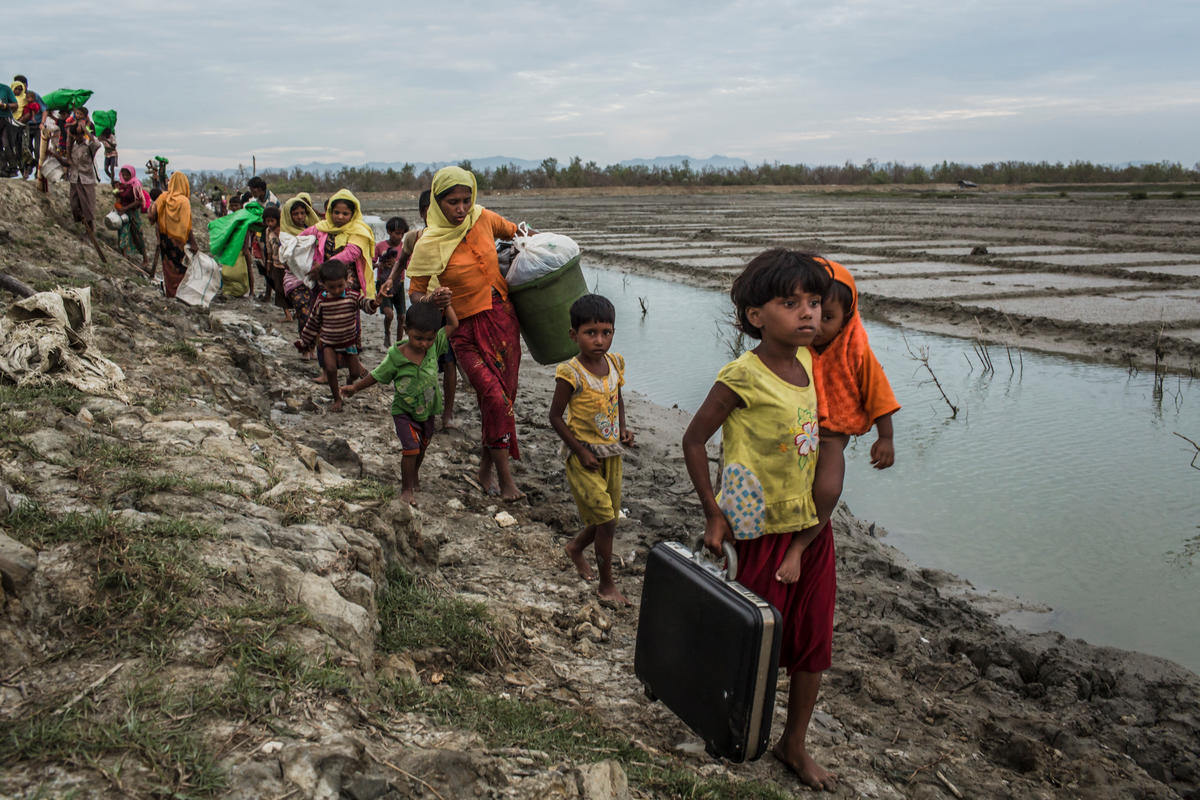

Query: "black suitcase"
left=634, top=539, right=781, bottom=762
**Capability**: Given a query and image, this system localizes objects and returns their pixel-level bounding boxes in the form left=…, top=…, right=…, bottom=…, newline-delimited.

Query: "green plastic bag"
left=208, top=204, right=264, bottom=267
left=42, top=88, right=94, bottom=111
left=92, top=110, right=117, bottom=137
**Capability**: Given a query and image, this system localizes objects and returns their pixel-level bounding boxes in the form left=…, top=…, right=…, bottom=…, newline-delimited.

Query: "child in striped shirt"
left=294, top=260, right=378, bottom=412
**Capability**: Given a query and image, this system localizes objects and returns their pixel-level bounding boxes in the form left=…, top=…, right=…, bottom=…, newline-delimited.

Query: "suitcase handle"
left=692, top=537, right=738, bottom=582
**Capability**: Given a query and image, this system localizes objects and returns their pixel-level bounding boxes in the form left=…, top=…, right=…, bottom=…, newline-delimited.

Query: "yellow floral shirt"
left=716, top=349, right=819, bottom=537
left=555, top=353, right=625, bottom=459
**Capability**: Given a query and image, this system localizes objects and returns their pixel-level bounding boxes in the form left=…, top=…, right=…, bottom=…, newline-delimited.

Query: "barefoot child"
left=294, top=261, right=378, bottom=412
left=343, top=294, right=458, bottom=505
left=374, top=216, right=409, bottom=347
left=550, top=294, right=635, bottom=606
left=381, top=191, right=458, bottom=430
left=774, top=258, right=900, bottom=583
left=681, top=250, right=838, bottom=791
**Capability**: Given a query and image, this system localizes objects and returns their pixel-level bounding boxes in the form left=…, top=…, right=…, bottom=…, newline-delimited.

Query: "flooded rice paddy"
left=368, top=189, right=1200, bottom=671
left=580, top=264, right=1200, bottom=673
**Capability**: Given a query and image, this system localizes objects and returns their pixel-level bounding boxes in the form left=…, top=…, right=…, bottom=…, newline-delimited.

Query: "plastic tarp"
left=0, top=287, right=127, bottom=400
left=41, top=88, right=94, bottom=111
left=92, top=109, right=117, bottom=137
left=207, top=203, right=264, bottom=266
left=176, top=249, right=223, bottom=309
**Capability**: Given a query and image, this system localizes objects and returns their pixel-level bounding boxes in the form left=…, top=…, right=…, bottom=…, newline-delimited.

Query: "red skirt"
left=734, top=522, right=836, bottom=675
left=451, top=293, right=521, bottom=459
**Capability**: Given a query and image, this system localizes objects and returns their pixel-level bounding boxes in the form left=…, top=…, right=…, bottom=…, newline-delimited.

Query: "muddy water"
left=582, top=265, right=1200, bottom=673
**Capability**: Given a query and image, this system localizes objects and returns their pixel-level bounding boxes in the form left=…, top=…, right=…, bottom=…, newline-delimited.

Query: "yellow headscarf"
left=316, top=188, right=377, bottom=298
left=407, top=166, right=484, bottom=279
left=10, top=81, right=26, bottom=118
left=281, top=194, right=319, bottom=236
left=155, top=172, right=193, bottom=244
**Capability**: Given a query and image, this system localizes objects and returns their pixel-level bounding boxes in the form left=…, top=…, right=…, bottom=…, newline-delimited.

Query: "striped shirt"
left=299, top=289, right=374, bottom=350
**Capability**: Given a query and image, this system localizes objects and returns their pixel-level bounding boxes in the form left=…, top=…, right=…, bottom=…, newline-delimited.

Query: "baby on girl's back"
left=774, top=257, right=900, bottom=582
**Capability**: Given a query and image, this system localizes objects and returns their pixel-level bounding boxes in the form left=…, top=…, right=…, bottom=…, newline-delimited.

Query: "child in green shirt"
left=343, top=291, right=458, bottom=506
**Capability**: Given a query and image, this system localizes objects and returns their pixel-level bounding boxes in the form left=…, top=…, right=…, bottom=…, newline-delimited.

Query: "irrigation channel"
left=579, top=264, right=1200, bottom=674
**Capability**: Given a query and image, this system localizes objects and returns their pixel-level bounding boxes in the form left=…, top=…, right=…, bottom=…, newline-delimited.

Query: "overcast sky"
left=13, top=0, right=1199, bottom=171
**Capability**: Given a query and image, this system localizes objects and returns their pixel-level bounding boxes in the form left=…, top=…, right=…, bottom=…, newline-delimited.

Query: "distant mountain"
left=616, top=154, right=748, bottom=170
left=185, top=154, right=748, bottom=178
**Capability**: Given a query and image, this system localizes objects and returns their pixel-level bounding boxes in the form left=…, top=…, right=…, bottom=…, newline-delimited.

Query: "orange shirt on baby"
left=810, top=259, right=901, bottom=435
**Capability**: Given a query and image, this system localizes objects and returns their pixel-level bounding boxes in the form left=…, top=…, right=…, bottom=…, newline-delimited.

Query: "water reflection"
left=582, top=264, right=1200, bottom=673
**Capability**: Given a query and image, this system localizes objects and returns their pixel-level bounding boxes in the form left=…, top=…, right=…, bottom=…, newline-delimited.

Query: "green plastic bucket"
left=507, top=255, right=587, bottom=365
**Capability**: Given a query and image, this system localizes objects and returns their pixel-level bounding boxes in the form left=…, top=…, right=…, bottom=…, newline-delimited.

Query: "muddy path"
left=1, top=180, right=1198, bottom=799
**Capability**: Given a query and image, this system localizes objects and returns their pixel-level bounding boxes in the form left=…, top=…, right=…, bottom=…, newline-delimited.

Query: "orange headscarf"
left=155, top=172, right=193, bottom=244
left=810, top=258, right=900, bottom=435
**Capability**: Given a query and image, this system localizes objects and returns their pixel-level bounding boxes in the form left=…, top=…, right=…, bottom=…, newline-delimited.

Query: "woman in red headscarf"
left=114, top=164, right=150, bottom=271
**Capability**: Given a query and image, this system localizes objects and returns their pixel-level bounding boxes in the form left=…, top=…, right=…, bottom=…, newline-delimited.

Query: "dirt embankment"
left=1, top=180, right=1198, bottom=799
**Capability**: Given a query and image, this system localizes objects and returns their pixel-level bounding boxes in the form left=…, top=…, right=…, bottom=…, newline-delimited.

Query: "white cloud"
left=7, top=0, right=1198, bottom=170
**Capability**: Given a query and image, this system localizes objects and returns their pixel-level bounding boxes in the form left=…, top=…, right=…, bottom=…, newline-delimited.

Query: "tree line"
left=188, top=157, right=1200, bottom=195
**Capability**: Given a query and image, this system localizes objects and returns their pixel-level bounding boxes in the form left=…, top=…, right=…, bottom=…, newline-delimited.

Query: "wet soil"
left=1, top=180, right=1198, bottom=799
left=361, top=186, right=1200, bottom=375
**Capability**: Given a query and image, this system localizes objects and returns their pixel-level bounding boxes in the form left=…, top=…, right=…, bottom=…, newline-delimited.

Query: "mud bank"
left=1, top=180, right=1198, bottom=799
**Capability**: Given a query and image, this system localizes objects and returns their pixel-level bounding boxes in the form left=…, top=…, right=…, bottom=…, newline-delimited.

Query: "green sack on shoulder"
left=42, top=88, right=94, bottom=111
left=92, top=110, right=117, bottom=137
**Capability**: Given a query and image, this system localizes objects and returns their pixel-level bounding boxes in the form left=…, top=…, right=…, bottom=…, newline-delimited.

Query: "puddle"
left=858, top=273, right=1141, bottom=299
left=1118, top=264, right=1200, bottom=278
left=970, top=289, right=1200, bottom=325
left=833, top=239, right=979, bottom=249
left=666, top=255, right=751, bottom=268
left=854, top=261, right=1000, bottom=276
left=913, top=245, right=1093, bottom=256
left=580, top=263, right=1200, bottom=673
left=819, top=253, right=889, bottom=263
left=1023, top=252, right=1199, bottom=266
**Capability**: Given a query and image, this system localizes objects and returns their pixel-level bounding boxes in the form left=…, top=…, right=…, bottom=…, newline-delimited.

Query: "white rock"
left=446, top=498, right=465, bottom=511
left=495, top=511, right=518, bottom=528
left=575, top=759, right=631, bottom=800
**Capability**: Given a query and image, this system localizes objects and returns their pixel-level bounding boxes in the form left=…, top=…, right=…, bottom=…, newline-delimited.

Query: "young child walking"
left=774, top=258, right=901, bottom=582
left=294, top=261, right=379, bottom=412
left=550, top=294, right=635, bottom=606
left=374, top=216, right=409, bottom=347
left=99, top=126, right=117, bottom=184
left=681, top=249, right=837, bottom=791
left=381, top=190, right=457, bottom=430
left=343, top=293, right=458, bottom=506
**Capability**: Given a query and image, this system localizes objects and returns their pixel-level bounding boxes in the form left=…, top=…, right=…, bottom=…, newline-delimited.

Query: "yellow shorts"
left=565, top=453, right=622, bottom=527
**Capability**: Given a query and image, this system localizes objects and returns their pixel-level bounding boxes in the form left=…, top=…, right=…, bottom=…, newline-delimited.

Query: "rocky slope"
left=1, top=181, right=1198, bottom=799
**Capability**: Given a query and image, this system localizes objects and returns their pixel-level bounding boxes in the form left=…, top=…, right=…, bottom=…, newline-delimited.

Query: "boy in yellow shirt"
left=549, top=294, right=635, bottom=606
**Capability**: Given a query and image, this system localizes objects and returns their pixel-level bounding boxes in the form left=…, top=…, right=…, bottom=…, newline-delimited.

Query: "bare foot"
left=775, top=548, right=804, bottom=584
left=329, top=400, right=343, bottom=413
left=598, top=582, right=632, bottom=607
left=502, top=488, right=526, bottom=503
left=399, top=488, right=416, bottom=506
left=565, top=540, right=595, bottom=581
left=313, top=373, right=328, bottom=384
left=441, top=415, right=458, bottom=431
left=477, top=465, right=499, bottom=496
left=773, top=740, right=837, bottom=792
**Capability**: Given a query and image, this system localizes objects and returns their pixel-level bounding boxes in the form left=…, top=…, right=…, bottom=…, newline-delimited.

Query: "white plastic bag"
left=103, top=210, right=127, bottom=231
left=507, top=227, right=580, bottom=287
left=279, top=232, right=317, bottom=286
left=40, top=158, right=64, bottom=183
left=176, top=248, right=222, bottom=309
